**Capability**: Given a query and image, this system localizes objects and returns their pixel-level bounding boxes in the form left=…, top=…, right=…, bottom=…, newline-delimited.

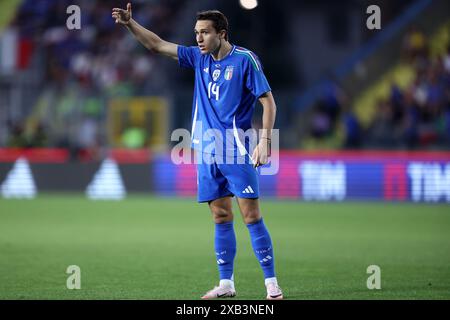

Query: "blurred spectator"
left=77, top=116, right=98, bottom=150
left=367, top=100, right=398, bottom=148
left=402, top=26, right=427, bottom=62
left=389, top=84, right=405, bottom=124
left=310, top=102, right=332, bottom=139
left=319, top=79, right=347, bottom=126
left=444, top=99, right=450, bottom=144
left=400, top=89, right=420, bottom=148
left=27, top=122, right=48, bottom=147
left=7, top=122, right=27, bottom=148
left=305, top=79, right=349, bottom=144
left=341, top=106, right=361, bottom=149
left=444, top=45, right=450, bottom=73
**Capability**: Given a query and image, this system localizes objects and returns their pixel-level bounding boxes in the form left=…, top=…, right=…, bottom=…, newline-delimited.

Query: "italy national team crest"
left=212, top=69, right=221, bottom=81
left=224, top=66, right=234, bottom=80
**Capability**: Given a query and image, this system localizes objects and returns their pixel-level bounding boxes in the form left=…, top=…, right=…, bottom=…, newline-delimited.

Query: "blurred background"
left=1, top=0, right=450, bottom=301
left=0, top=0, right=449, bottom=201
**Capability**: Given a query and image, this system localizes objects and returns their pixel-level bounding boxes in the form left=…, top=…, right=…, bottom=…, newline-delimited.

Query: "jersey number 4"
left=208, top=82, right=220, bottom=101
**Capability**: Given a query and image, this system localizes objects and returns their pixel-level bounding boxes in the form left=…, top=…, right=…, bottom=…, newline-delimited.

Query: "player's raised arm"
left=112, top=3, right=178, bottom=60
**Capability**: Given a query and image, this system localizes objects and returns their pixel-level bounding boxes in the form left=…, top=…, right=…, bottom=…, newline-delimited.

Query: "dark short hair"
left=196, top=10, right=229, bottom=41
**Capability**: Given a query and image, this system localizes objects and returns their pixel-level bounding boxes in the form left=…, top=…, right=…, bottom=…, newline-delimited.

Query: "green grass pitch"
left=0, top=194, right=449, bottom=300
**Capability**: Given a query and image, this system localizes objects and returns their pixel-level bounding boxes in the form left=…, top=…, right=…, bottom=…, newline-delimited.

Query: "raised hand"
left=112, top=2, right=132, bottom=25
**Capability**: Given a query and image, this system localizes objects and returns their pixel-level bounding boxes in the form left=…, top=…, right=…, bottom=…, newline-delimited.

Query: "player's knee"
left=211, top=208, right=233, bottom=223
left=243, top=210, right=261, bottom=224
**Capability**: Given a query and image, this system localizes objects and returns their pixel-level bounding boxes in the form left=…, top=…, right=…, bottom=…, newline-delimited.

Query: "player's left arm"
left=252, top=91, right=277, bottom=167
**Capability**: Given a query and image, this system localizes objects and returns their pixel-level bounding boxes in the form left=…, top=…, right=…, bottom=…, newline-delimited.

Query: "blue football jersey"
left=177, top=44, right=271, bottom=158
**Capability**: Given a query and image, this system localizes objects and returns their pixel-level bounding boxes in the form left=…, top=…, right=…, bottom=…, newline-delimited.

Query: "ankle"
left=265, top=277, right=278, bottom=287
left=220, top=279, right=235, bottom=289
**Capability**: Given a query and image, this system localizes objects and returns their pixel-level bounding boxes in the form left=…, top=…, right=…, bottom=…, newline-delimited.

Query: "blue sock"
left=215, top=221, right=236, bottom=280
left=247, top=218, right=275, bottom=279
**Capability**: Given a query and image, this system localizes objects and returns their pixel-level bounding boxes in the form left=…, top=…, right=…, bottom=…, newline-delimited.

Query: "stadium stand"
left=0, top=0, right=449, bottom=155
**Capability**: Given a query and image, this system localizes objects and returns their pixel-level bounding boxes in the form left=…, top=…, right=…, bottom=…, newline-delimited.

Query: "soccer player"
left=112, top=3, right=283, bottom=300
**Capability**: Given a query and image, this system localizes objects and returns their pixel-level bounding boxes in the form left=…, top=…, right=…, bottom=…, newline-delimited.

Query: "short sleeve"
left=177, top=45, right=201, bottom=69
left=244, top=53, right=271, bottom=98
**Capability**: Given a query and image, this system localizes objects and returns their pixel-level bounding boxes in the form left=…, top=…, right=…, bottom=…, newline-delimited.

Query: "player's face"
left=194, top=20, right=222, bottom=54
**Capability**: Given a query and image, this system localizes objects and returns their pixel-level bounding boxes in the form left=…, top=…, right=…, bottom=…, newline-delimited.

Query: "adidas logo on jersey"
left=242, top=185, right=255, bottom=194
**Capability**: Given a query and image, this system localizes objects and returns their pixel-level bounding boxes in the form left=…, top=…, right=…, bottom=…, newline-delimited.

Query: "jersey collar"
left=210, top=44, right=236, bottom=62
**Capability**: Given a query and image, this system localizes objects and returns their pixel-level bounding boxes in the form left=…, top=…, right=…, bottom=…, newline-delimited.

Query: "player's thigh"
left=219, top=161, right=260, bottom=199
left=197, top=152, right=233, bottom=203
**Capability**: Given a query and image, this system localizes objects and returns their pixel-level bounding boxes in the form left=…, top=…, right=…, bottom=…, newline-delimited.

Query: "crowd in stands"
left=12, top=0, right=177, bottom=92
left=307, top=26, right=450, bottom=150
left=3, top=0, right=182, bottom=156
left=2, top=1, right=449, bottom=152
left=367, top=28, right=450, bottom=149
